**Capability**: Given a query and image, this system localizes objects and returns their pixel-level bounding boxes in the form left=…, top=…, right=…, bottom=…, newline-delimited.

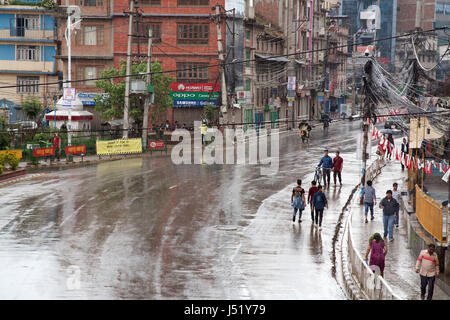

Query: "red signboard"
left=148, top=140, right=165, bottom=150
left=169, top=82, right=220, bottom=92
left=33, top=147, right=55, bottom=157
left=65, top=145, right=87, bottom=155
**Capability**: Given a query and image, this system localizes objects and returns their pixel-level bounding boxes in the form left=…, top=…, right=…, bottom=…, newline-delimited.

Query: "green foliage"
left=22, top=96, right=43, bottom=122
left=203, top=104, right=218, bottom=124
left=94, top=59, right=174, bottom=124
left=0, top=164, right=3, bottom=174
left=0, top=116, right=10, bottom=150
left=0, top=150, right=20, bottom=171
left=7, top=0, right=56, bottom=9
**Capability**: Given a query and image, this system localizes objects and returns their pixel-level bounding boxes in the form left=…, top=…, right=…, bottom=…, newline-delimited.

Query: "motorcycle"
left=300, top=129, right=309, bottom=143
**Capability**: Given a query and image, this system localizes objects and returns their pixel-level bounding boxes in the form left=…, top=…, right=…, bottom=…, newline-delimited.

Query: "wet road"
left=0, top=121, right=363, bottom=299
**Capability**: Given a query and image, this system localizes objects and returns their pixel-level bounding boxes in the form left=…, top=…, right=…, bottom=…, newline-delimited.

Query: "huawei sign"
left=170, top=82, right=220, bottom=92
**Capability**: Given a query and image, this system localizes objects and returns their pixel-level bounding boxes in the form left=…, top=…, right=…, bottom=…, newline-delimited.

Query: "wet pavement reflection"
left=0, top=122, right=364, bottom=299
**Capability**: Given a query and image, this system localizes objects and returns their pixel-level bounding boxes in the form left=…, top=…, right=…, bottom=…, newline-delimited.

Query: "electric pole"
left=215, top=4, right=228, bottom=121
left=123, top=0, right=134, bottom=139
left=142, top=28, right=152, bottom=150
left=351, top=32, right=357, bottom=115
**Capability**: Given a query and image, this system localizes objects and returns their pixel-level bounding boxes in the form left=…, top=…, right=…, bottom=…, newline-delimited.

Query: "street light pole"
left=123, top=0, right=134, bottom=139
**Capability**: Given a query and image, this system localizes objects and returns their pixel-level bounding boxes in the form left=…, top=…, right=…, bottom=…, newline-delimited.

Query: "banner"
left=65, top=145, right=86, bottom=155
left=148, top=140, right=165, bottom=151
left=173, top=100, right=218, bottom=107
left=96, top=139, right=142, bottom=156
left=169, top=82, right=220, bottom=92
left=0, top=149, right=22, bottom=159
left=170, top=92, right=219, bottom=100
left=33, top=147, right=55, bottom=158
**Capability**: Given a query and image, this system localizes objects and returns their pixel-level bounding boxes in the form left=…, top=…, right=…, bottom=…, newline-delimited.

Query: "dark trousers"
left=420, top=275, right=436, bottom=300
left=314, top=209, right=324, bottom=226
left=310, top=204, right=315, bottom=221
left=333, top=169, right=342, bottom=184
left=323, top=169, right=331, bottom=185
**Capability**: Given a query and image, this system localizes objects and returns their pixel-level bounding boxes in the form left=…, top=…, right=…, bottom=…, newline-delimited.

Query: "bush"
left=0, top=164, right=3, bottom=175
left=0, top=151, right=20, bottom=171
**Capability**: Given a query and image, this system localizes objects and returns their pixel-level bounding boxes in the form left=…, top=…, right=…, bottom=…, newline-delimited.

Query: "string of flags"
left=369, top=122, right=450, bottom=183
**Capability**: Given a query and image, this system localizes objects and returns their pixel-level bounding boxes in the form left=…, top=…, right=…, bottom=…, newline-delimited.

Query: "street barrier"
left=344, top=159, right=403, bottom=300
left=96, top=138, right=142, bottom=156
left=415, top=185, right=448, bottom=245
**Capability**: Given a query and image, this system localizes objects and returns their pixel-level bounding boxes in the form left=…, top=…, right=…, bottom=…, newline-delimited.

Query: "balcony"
left=0, top=28, right=55, bottom=41
left=0, top=60, right=54, bottom=73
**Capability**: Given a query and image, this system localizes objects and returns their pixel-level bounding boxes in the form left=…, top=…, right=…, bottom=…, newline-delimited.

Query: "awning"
left=295, top=59, right=307, bottom=65
left=45, top=110, right=93, bottom=121
left=255, top=53, right=290, bottom=63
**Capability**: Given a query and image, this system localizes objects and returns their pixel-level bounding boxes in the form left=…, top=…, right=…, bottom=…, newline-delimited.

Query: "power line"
left=0, top=25, right=448, bottom=90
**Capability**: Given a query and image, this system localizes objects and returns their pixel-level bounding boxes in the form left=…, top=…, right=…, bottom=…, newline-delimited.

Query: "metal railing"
left=415, top=185, right=448, bottom=245
left=345, top=212, right=403, bottom=300
left=344, top=159, right=403, bottom=300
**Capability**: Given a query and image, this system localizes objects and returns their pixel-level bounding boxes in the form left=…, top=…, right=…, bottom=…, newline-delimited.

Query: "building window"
left=446, top=4, right=450, bottom=15
left=17, top=76, right=39, bottom=94
left=246, top=49, right=251, bottom=68
left=20, top=15, right=40, bottom=30
left=176, top=62, right=208, bottom=82
left=135, top=23, right=161, bottom=43
left=436, top=2, right=444, bottom=14
left=177, top=24, right=209, bottom=45
left=245, top=79, right=251, bottom=91
left=16, top=45, right=39, bottom=61
left=141, top=0, right=161, bottom=5
left=77, top=26, right=104, bottom=46
left=177, top=0, right=209, bottom=6
left=77, top=66, right=103, bottom=86
left=82, top=0, right=103, bottom=6
left=246, top=29, right=251, bottom=41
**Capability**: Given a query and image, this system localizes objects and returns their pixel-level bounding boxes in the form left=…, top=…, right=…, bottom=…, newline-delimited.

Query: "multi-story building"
left=56, top=0, right=114, bottom=129
left=0, top=3, right=59, bottom=123
left=112, top=0, right=225, bottom=127
left=394, top=0, right=440, bottom=89
left=241, top=0, right=287, bottom=129
left=340, top=0, right=397, bottom=68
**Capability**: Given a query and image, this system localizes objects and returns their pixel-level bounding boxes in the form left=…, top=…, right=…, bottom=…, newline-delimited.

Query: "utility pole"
left=322, top=20, right=329, bottom=118
left=215, top=4, right=228, bottom=121
left=123, top=0, right=134, bottom=139
left=142, top=28, right=152, bottom=151
left=351, top=32, right=357, bottom=115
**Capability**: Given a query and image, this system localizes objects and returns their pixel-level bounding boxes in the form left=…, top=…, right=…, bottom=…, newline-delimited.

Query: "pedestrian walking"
left=364, top=233, right=387, bottom=277
left=415, top=244, right=439, bottom=300
left=308, top=180, right=319, bottom=222
left=401, top=138, right=409, bottom=171
left=312, top=185, right=328, bottom=230
left=53, top=133, right=61, bottom=161
left=318, top=149, right=333, bottom=186
left=379, top=190, right=399, bottom=241
left=392, top=183, right=401, bottom=228
left=291, top=179, right=306, bottom=223
left=387, top=134, right=395, bottom=160
left=332, top=151, right=343, bottom=186
left=201, top=122, right=207, bottom=145
left=362, top=180, right=377, bottom=223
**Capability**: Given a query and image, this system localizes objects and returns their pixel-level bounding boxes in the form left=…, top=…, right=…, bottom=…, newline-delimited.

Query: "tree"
left=94, top=59, right=174, bottom=127
left=22, top=96, right=43, bottom=122
left=0, top=116, right=9, bottom=150
left=203, top=104, right=218, bottom=125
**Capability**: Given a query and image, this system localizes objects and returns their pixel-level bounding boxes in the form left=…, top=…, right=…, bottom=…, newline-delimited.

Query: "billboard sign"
left=169, top=82, right=220, bottom=92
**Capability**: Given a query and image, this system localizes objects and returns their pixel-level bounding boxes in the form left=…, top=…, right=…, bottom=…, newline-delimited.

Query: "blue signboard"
left=173, top=100, right=219, bottom=108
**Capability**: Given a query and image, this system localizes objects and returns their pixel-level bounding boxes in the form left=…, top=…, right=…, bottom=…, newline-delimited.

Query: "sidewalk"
left=348, top=160, right=449, bottom=300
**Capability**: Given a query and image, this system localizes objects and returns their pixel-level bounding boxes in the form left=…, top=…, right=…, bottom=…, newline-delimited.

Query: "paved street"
left=0, top=121, right=443, bottom=300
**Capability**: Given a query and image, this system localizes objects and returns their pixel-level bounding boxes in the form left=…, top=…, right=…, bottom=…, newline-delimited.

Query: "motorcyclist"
left=298, top=121, right=311, bottom=138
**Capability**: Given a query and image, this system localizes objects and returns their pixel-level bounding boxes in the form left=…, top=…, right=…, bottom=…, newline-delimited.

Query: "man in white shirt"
left=392, top=183, right=401, bottom=228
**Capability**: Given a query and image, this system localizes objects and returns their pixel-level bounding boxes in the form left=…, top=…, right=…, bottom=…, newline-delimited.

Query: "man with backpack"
left=291, top=179, right=306, bottom=223
left=312, top=185, right=328, bottom=230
